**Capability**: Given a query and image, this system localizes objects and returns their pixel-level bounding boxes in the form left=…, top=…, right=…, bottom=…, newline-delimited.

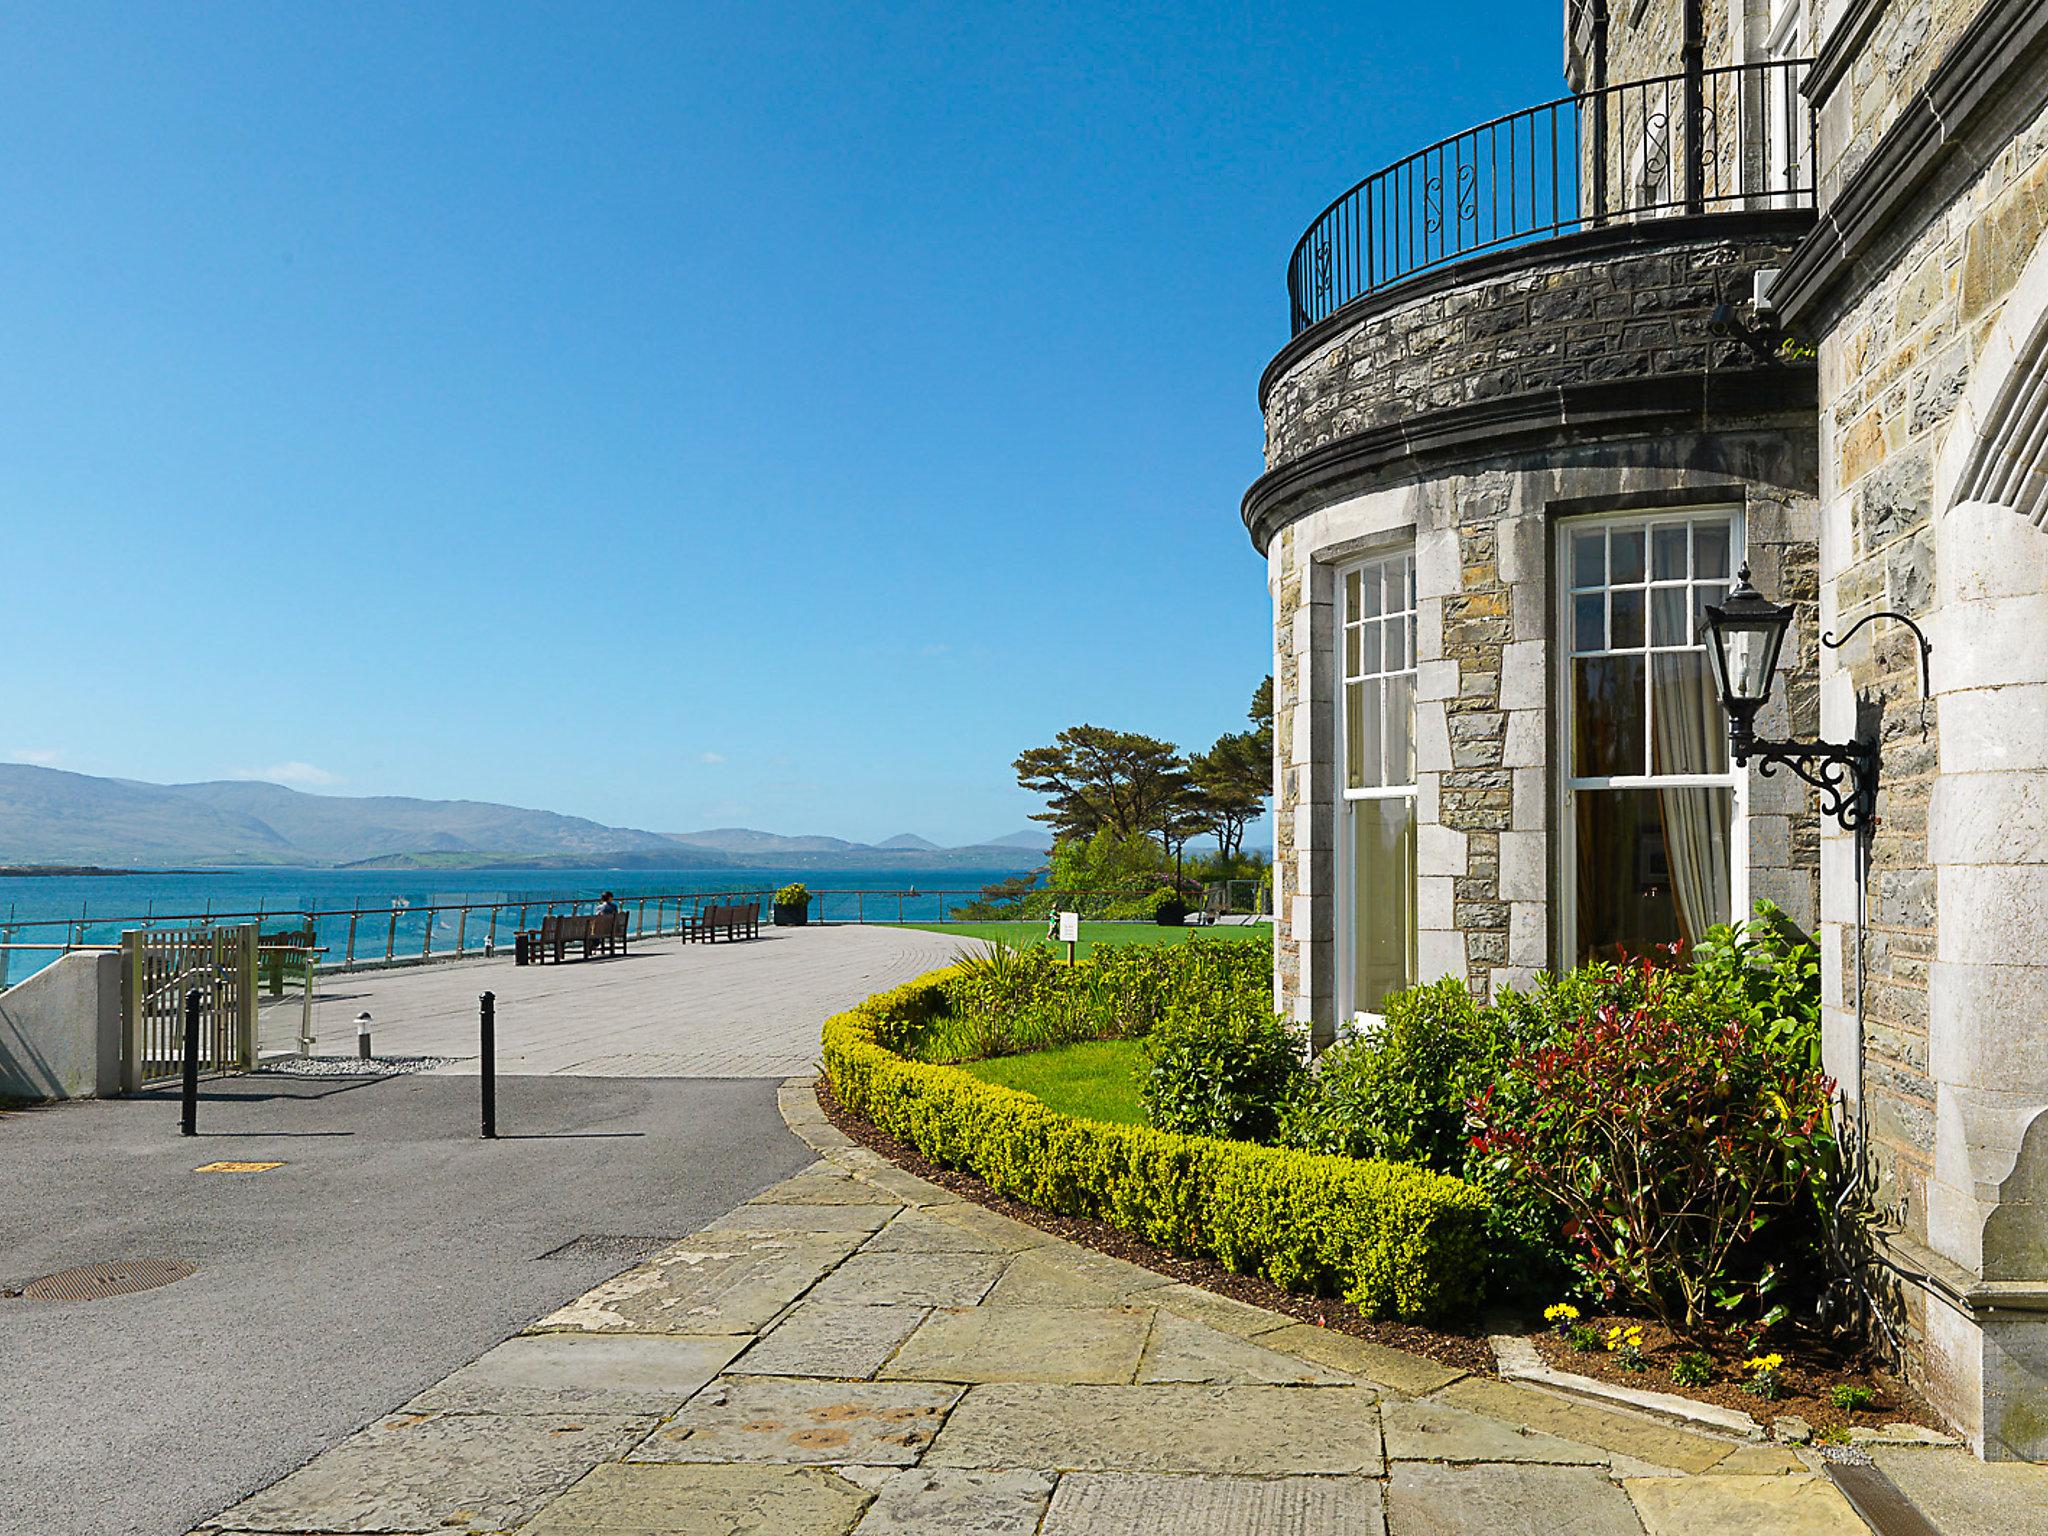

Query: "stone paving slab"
left=1148, top=1279, right=1304, bottom=1339
left=864, top=1208, right=1035, bottom=1254
left=754, top=1167, right=905, bottom=1206
left=732, top=1303, right=932, bottom=1379
left=1870, top=1444, right=2048, bottom=1534
left=925, top=1383, right=1384, bottom=1475
left=1623, top=1472, right=1870, bottom=1535
left=206, top=1410, right=657, bottom=1534
left=1137, top=1310, right=1349, bottom=1385
left=1435, top=1376, right=1733, bottom=1475
left=1040, top=1471, right=1386, bottom=1535
left=804, top=1250, right=1011, bottom=1308
left=517, top=1461, right=872, bottom=1535
left=731, top=1201, right=903, bottom=1233
left=534, top=1229, right=868, bottom=1335
left=629, top=1375, right=961, bottom=1466
left=406, top=1332, right=748, bottom=1416
left=1386, top=1461, right=1649, bottom=1535
left=881, top=1303, right=1152, bottom=1384
left=980, top=1245, right=1173, bottom=1307
left=1258, top=1323, right=1468, bottom=1397
left=1384, top=1396, right=1611, bottom=1466
left=848, top=1163, right=970, bottom=1210
left=849, top=1467, right=1057, bottom=1535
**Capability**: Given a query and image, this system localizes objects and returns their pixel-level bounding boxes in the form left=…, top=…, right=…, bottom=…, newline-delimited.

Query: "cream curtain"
left=1651, top=653, right=1733, bottom=946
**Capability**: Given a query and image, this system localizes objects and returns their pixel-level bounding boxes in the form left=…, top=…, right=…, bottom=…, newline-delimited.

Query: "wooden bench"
left=516, top=910, right=629, bottom=964
left=687, top=900, right=761, bottom=943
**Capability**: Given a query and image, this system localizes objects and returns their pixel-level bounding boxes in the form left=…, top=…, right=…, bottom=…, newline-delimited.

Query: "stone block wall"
left=1264, top=227, right=1808, bottom=472
left=1266, top=449, right=1819, bottom=1034
left=1812, top=93, right=2048, bottom=1253
left=1813, top=0, right=1999, bottom=199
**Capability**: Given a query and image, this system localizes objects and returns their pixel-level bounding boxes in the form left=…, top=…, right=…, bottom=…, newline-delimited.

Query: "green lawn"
left=905, top=920, right=1269, bottom=961
left=958, top=1038, right=1149, bottom=1126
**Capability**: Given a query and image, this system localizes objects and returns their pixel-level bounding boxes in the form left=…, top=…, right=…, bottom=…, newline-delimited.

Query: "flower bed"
left=821, top=970, right=1490, bottom=1323
left=1528, top=1309, right=1930, bottom=1437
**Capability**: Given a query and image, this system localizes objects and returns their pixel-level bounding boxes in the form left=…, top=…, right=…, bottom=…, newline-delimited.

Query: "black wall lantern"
left=1702, top=565, right=1931, bottom=835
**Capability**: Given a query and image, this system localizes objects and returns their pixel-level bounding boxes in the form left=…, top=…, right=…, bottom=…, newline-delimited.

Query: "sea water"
left=0, top=866, right=1034, bottom=982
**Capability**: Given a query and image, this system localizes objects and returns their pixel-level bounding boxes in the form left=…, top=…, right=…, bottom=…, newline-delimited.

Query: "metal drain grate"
left=537, top=1235, right=672, bottom=1263
left=15, top=1259, right=195, bottom=1301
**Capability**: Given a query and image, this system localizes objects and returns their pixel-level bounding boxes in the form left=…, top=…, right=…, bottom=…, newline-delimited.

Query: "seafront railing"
left=0, top=880, right=1275, bottom=986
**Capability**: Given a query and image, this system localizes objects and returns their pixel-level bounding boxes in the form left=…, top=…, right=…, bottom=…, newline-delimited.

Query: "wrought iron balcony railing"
left=1288, top=59, right=1815, bottom=335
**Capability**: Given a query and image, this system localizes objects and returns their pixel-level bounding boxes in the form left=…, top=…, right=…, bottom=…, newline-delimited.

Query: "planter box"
left=774, top=903, right=810, bottom=928
left=1153, top=902, right=1189, bottom=926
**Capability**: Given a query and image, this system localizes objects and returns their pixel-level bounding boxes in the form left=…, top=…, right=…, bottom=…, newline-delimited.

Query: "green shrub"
left=1671, top=1350, right=1713, bottom=1386
left=775, top=882, right=811, bottom=908
left=1142, top=1001, right=1302, bottom=1142
left=1828, top=1382, right=1875, bottom=1412
left=821, top=971, right=1489, bottom=1323
left=929, top=933, right=1269, bottom=1063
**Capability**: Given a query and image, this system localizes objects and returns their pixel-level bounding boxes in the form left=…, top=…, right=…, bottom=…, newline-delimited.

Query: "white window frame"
left=1553, top=507, right=1750, bottom=963
left=1762, top=0, right=1808, bottom=207
left=1336, top=548, right=1418, bottom=1024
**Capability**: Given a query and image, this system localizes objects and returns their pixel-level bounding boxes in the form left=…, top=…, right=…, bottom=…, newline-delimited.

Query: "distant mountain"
left=873, top=833, right=941, bottom=851
left=664, top=827, right=863, bottom=855
left=982, top=828, right=1052, bottom=851
left=0, top=765, right=1048, bottom=872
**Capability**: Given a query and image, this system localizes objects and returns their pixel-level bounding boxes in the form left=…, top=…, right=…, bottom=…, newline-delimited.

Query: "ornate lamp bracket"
left=1730, top=610, right=1931, bottom=835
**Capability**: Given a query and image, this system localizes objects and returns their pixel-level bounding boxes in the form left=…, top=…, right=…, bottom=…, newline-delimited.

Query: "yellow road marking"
left=193, top=1160, right=285, bottom=1173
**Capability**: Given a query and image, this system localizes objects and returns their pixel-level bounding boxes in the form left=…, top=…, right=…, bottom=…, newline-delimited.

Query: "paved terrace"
left=195, top=1081, right=2048, bottom=1536
left=304, top=925, right=965, bottom=1077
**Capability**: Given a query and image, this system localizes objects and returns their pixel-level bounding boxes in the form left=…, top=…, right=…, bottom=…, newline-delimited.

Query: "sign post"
left=1056, top=910, right=1079, bottom=967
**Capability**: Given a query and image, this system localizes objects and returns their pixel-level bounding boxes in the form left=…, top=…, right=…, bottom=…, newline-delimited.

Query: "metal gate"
left=120, top=924, right=258, bottom=1091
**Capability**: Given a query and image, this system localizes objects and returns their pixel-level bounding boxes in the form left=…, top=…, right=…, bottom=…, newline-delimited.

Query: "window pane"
left=1346, top=569, right=1362, bottom=616
left=1696, top=521, right=1731, bottom=579
left=1573, top=654, right=1647, bottom=776
left=1348, top=679, right=1383, bottom=789
left=1574, top=786, right=1733, bottom=960
left=1384, top=673, right=1415, bottom=785
left=1572, top=529, right=1605, bottom=588
left=1573, top=593, right=1605, bottom=652
left=1693, top=583, right=1728, bottom=642
left=1611, top=588, right=1645, bottom=650
left=1360, top=621, right=1382, bottom=675
left=1651, top=652, right=1730, bottom=775
left=1386, top=614, right=1407, bottom=671
left=1345, top=625, right=1360, bottom=677
left=1351, top=797, right=1416, bottom=1014
left=1383, top=559, right=1407, bottom=615
left=1651, top=586, right=1689, bottom=647
left=1612, top=526, right=1646, bottom=584
left=1359, top=567, right=1383, bottom=618
left=1652, top=524, right=1687, bottom=580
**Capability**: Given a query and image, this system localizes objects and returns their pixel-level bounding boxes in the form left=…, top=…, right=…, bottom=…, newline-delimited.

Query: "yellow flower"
left=1744, top=1353, right=1784, bottom=1373
left=1543, top=1303, right=1579, bottom=1324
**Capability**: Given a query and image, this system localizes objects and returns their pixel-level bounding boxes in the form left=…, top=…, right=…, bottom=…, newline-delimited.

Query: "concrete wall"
left=0, top=951, right=122, bottom=1102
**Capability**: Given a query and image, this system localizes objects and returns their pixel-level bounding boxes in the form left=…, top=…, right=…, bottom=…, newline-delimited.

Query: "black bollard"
left=180, top=988, right=201, bottom=1137
left=480, top=990, right=496, bottom=1139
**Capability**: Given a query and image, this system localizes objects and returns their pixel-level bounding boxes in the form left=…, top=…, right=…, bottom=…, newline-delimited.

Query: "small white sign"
left=1056, top=911, right=1080, bottom=943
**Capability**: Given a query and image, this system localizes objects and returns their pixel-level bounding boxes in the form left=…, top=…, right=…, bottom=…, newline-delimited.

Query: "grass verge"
left=958, top=1039, right=1148, bottom=1127
left=904, top=919, right=1269, bottom=960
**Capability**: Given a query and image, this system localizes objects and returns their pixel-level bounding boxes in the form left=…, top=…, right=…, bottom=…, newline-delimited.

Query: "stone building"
left=1247, top=0, right=2045, bottom=1459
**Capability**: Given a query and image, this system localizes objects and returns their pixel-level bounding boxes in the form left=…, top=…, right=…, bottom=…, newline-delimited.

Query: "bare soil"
left=1530, top=1314, right=1940, bottom=1435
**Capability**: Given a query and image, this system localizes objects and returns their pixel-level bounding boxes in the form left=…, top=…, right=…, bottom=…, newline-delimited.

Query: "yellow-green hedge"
left=821, top=970, right=1490, bottom=1323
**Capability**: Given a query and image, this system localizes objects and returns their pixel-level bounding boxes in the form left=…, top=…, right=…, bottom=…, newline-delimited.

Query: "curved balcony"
left=1288, top=60, right=1815, bottom=336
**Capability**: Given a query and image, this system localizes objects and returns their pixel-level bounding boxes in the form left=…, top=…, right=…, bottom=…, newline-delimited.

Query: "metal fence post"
left=345, top=911, right=359, bottom=967
left=456, top=906, right=469, bottom=955
left=180, top=989, right=201, bottom=1137
left=480, top=991, right=497, bottom=1139
left=385, top=907, right=399, bottom=960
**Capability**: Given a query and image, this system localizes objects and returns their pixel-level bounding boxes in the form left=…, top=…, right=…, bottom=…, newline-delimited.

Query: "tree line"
left=1010, top=676, right=1273, bottom=864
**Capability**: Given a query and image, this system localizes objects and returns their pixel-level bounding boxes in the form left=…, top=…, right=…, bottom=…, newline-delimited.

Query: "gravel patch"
left=255, top=1054, right=456, bottom=1077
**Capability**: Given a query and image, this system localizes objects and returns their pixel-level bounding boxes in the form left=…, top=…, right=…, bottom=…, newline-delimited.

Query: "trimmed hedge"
left=822, top=970, right=1491, bottom=1323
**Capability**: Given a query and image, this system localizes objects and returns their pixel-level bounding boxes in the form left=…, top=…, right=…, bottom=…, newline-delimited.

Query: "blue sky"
left=1, top=2, right=1564, bottom=846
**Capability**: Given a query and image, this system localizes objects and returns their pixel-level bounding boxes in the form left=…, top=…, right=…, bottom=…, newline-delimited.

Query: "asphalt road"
left=0, top=1070, right=814, bottom=1536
